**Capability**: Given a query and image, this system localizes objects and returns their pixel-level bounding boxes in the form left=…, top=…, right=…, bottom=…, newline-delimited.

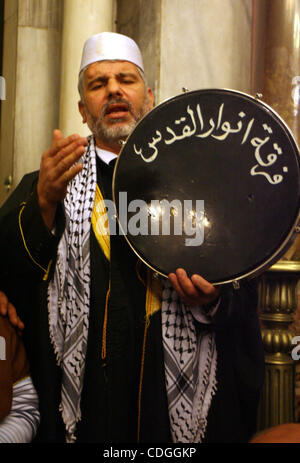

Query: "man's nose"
left=106, top=78, right=122, bottom=97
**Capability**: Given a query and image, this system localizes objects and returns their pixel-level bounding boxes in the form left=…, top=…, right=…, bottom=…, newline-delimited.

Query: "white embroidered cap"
left=79, top=32, right=144, bottom=74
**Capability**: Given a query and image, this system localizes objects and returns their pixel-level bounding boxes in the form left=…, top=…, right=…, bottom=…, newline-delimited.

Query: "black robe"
left=0, top=158, right=265, bottom=443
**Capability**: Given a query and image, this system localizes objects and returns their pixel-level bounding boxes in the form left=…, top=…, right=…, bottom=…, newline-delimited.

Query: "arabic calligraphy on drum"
left=133, top=102, right=288, bottom=186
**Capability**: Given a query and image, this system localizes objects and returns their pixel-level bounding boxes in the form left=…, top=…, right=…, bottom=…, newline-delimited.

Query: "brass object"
left=257, top=261, right=300, bottom=430
left=252, top=0, right=300, bottom=430
left=4, top=175, right=12, bottom=192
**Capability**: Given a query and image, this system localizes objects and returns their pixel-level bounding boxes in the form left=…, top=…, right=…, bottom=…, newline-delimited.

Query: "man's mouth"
left=105, top=103, right=131, bottom=119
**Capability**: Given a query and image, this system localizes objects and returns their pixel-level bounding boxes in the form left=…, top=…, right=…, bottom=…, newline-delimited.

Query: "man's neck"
left=95, top=137, right=121, bottom=155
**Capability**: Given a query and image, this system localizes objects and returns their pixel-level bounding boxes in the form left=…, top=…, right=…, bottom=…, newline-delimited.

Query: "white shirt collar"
left=95, top=145, right=118, bottom=165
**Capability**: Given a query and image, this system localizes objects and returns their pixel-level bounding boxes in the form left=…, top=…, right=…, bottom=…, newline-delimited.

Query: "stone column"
left=116, top=0, right=162, bottom=103
left=257, top=263, right=300, bottom=429
left=0, top=0, right=62, bottom=202
left=59, top=0, right=116, bottom=137
left=14, top=0, right=62, bottom=185
left=0, top=0, right=18, bottom=203
left=159, top=0, right=253, bottom=102
left=252, top=0, right=300, bottom=429
left=117, top=0, right=252, bottom=104
left=251, top=0, right=300, bottom=259
left=252, top=0, right=300, bottom=145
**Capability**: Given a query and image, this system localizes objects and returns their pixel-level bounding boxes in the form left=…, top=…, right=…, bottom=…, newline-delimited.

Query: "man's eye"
left=90, top=82, right=105, bottom=90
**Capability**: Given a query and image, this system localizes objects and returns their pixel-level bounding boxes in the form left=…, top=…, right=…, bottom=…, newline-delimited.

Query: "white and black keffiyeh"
left=162, top=280, right=217, bottom=442
left=47, top=137, right=97, bottom=442
left=47, top=136, right=217, bottom=443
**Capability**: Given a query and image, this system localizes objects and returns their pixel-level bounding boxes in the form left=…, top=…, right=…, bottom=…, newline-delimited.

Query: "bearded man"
left=0, top=32, right=264, bottom=443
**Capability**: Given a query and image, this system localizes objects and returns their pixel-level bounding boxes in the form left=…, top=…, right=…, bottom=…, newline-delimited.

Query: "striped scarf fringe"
left=161, top=280, right=217, bottom=442
left=47, top=137, right=97, bottom=442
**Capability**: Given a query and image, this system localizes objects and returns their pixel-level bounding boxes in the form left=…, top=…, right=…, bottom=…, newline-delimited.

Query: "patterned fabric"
left=91, top=184, right=111, bottom=260
left=161, top=280, right=217, bottom=442
left=0, top=377, right=40, bottom=443
left=48, top=136, right=97, bottom=442
left=47, top=136, right=217, bottom=443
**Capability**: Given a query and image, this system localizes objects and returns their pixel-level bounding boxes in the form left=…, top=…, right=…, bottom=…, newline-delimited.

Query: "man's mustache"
left=101, top=98, right=134, bottom=118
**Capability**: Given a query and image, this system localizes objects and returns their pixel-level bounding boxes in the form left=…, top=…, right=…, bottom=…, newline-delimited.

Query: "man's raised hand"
left=37, top=130, right=87, bottom=229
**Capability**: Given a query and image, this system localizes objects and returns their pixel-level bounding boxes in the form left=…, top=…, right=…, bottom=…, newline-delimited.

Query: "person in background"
left=250, top=423, right=300, bottom=443
left=0, top=291, right=40, bottom=443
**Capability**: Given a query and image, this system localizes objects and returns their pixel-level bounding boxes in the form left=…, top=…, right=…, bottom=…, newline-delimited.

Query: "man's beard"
left=86, top=95, right=149, bottom=146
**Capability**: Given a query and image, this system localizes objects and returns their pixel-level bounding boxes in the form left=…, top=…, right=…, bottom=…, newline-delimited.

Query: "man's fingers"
left=191, top=273, right=219, bottom=297
left=175, top=268, right=201, bottom=299
left=7, top=302, right=19, bottom=326
left=7, top=303, right=24, bottom=330
left=52, top=133, right=82, bottom=154
left=53, top=137, right=87, bottom=166
left=59, top=163, right=83, bottom=186
left=53, top=142, right=86, bottom=175
left=168, top=272, right=191, bottom=304
left=0, top=291, right=8, bottom=315
left=16, top=317, right=25, bottom=331
left=168, top=269, right=221, bottom=306
left=53, top=129, right=63, bottom=143
left=0, top=294, right=24, bottom=330
left=44, top=133, right=85, bottom=160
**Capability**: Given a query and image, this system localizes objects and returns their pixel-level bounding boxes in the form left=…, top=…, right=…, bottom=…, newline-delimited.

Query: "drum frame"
left=112, top=88, right=300, bottom=286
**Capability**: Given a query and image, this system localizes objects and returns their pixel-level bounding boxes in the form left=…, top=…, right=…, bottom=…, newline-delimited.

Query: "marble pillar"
left=159, top=0, right=253, bottom=102
left=0, top=0, right=62, bottom=203
left=116, top=0, right=161, bottom=103
left=0, top=0, right=115, bottom=203
left=59, top=0, right=116, bottom=137
left=252, top=0, right=300, bottom=262
left=0, top=0, right=17, bottom=204
left=117, top=0, right=252, bottom=103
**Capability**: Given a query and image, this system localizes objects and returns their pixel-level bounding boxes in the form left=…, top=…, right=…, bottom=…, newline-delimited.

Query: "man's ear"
left=78, top=101, right=87, bottom=123
left=147, top=87, right=155, bottom=111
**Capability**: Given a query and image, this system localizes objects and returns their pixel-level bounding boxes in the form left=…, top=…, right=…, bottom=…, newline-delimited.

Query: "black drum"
left=112, top=89, right=300, bottom=284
